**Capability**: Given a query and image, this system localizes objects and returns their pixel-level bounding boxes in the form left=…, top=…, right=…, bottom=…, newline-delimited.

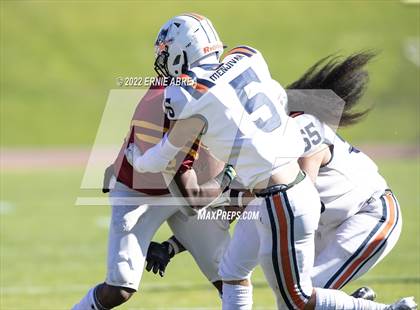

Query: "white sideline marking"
left=0, top=201, right=15, bottom=214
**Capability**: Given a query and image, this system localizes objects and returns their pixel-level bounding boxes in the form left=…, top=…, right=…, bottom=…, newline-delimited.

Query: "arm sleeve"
left=132, top=134, right=182, bottom=173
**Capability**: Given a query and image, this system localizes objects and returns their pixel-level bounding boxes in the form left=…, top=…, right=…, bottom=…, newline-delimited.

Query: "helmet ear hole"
left=173, top=55, right=181, bottom=66
left=181, top=51, right=189, bottom=73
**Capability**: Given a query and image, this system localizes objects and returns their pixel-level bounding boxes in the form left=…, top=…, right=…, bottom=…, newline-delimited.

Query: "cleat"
left=350, top=286, right=376, bottom=301
left=387, top=297, right=417, bottom=310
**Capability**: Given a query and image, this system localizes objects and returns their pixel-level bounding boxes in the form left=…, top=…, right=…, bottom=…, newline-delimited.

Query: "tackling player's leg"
left=304, top=191, right=404, bottom=309
left=220, top=171, right=417, bottom=310
left=312, top=191, right=402, bottom=290
left=219, top=204, right=260, bottom=310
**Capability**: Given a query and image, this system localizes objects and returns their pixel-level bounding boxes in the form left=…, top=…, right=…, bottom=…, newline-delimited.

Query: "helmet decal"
left=155, top=27, right=168, bottom=45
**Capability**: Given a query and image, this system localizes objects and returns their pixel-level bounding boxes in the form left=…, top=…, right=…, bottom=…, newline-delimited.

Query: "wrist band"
left=230, top=189, right=244, bottom=208
left=165, top=239, right=178, bottom=257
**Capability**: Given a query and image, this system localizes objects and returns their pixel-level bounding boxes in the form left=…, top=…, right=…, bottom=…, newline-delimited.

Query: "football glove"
left=145, top=241, right=173, bottom=277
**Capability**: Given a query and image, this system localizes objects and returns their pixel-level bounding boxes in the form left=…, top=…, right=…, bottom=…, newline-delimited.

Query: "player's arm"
left=170, top=164, right=236, bottom=209
left=125, top=83, right=209, bottom=174
left=298, top=144, right=330, bottom=183
left=293, top=113, right=331, bottom=182
left=102, top=164, right=115, bottom=193
left=125, top=116, right=205, bottom=173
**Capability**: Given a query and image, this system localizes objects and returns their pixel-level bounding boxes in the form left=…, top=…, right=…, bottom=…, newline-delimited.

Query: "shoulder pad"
left=163, top=68, right=217, bottom=120
left=295, top=113, right=324, bottom=131
left=224, top=45, right=261, bottom=58
left=223, top=45, right=270, bottom=78
left=163, top=86, right=193, bottom=120
left=269, top=79, right=287, bottom=109
left=179, top=69, right=215, bottom=100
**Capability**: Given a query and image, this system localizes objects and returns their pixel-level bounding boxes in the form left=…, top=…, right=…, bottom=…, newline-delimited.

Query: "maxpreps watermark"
left=197, top=208, right=260, bottom=221
left=116, top=76, right=195, bottom=87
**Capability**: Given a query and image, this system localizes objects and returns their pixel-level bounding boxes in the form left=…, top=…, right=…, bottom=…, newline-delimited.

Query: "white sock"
left=315, top=288, right=388, bottom=310
left=222, top=283, right=253, bottom=310
left=72, top=286, right=108, bottom=310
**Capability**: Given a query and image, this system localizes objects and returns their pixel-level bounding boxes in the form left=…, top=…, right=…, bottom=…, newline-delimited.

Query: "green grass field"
left=0, top=159, right=419, bottom=309
left=1, top=1, right=419, bottom=146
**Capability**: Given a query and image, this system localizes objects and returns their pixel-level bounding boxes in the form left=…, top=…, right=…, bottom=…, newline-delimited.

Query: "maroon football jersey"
left=113, top=85, right=224, bottom=195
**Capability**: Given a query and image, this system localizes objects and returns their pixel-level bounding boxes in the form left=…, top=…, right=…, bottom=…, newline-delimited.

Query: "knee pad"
left=107, top=261, right=138, bottom=290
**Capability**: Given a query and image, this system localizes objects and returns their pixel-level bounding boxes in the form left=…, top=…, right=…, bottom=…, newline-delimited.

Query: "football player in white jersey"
left=218, top=52, right=411, bottom=309
left=288, top=53, right=403, bottom=290
left=145, top=53, right=411, bottom=305
left=125, top=13, right=416, bottom=310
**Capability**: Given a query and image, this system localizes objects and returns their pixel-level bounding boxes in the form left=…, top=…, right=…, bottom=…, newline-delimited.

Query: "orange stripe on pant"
left=273, top=194, right=307, bottom=309
left=332, top=194, right=397, bottom=289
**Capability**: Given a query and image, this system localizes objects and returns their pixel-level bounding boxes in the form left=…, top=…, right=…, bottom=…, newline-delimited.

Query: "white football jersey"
left=164, top=46, right=304, bottom=188
left=295, top=114, right=388, bottom=225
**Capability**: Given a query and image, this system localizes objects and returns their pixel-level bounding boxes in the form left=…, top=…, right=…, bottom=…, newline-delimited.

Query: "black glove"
left=145, top=241, right=173, bottom=277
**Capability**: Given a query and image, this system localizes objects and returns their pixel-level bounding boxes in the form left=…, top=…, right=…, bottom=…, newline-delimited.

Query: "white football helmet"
left=154, top=13, right=224, bottom=77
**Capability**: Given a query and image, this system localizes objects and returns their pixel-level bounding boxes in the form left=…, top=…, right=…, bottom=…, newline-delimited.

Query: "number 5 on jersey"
left=230, top=67, right=281, bottom=133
